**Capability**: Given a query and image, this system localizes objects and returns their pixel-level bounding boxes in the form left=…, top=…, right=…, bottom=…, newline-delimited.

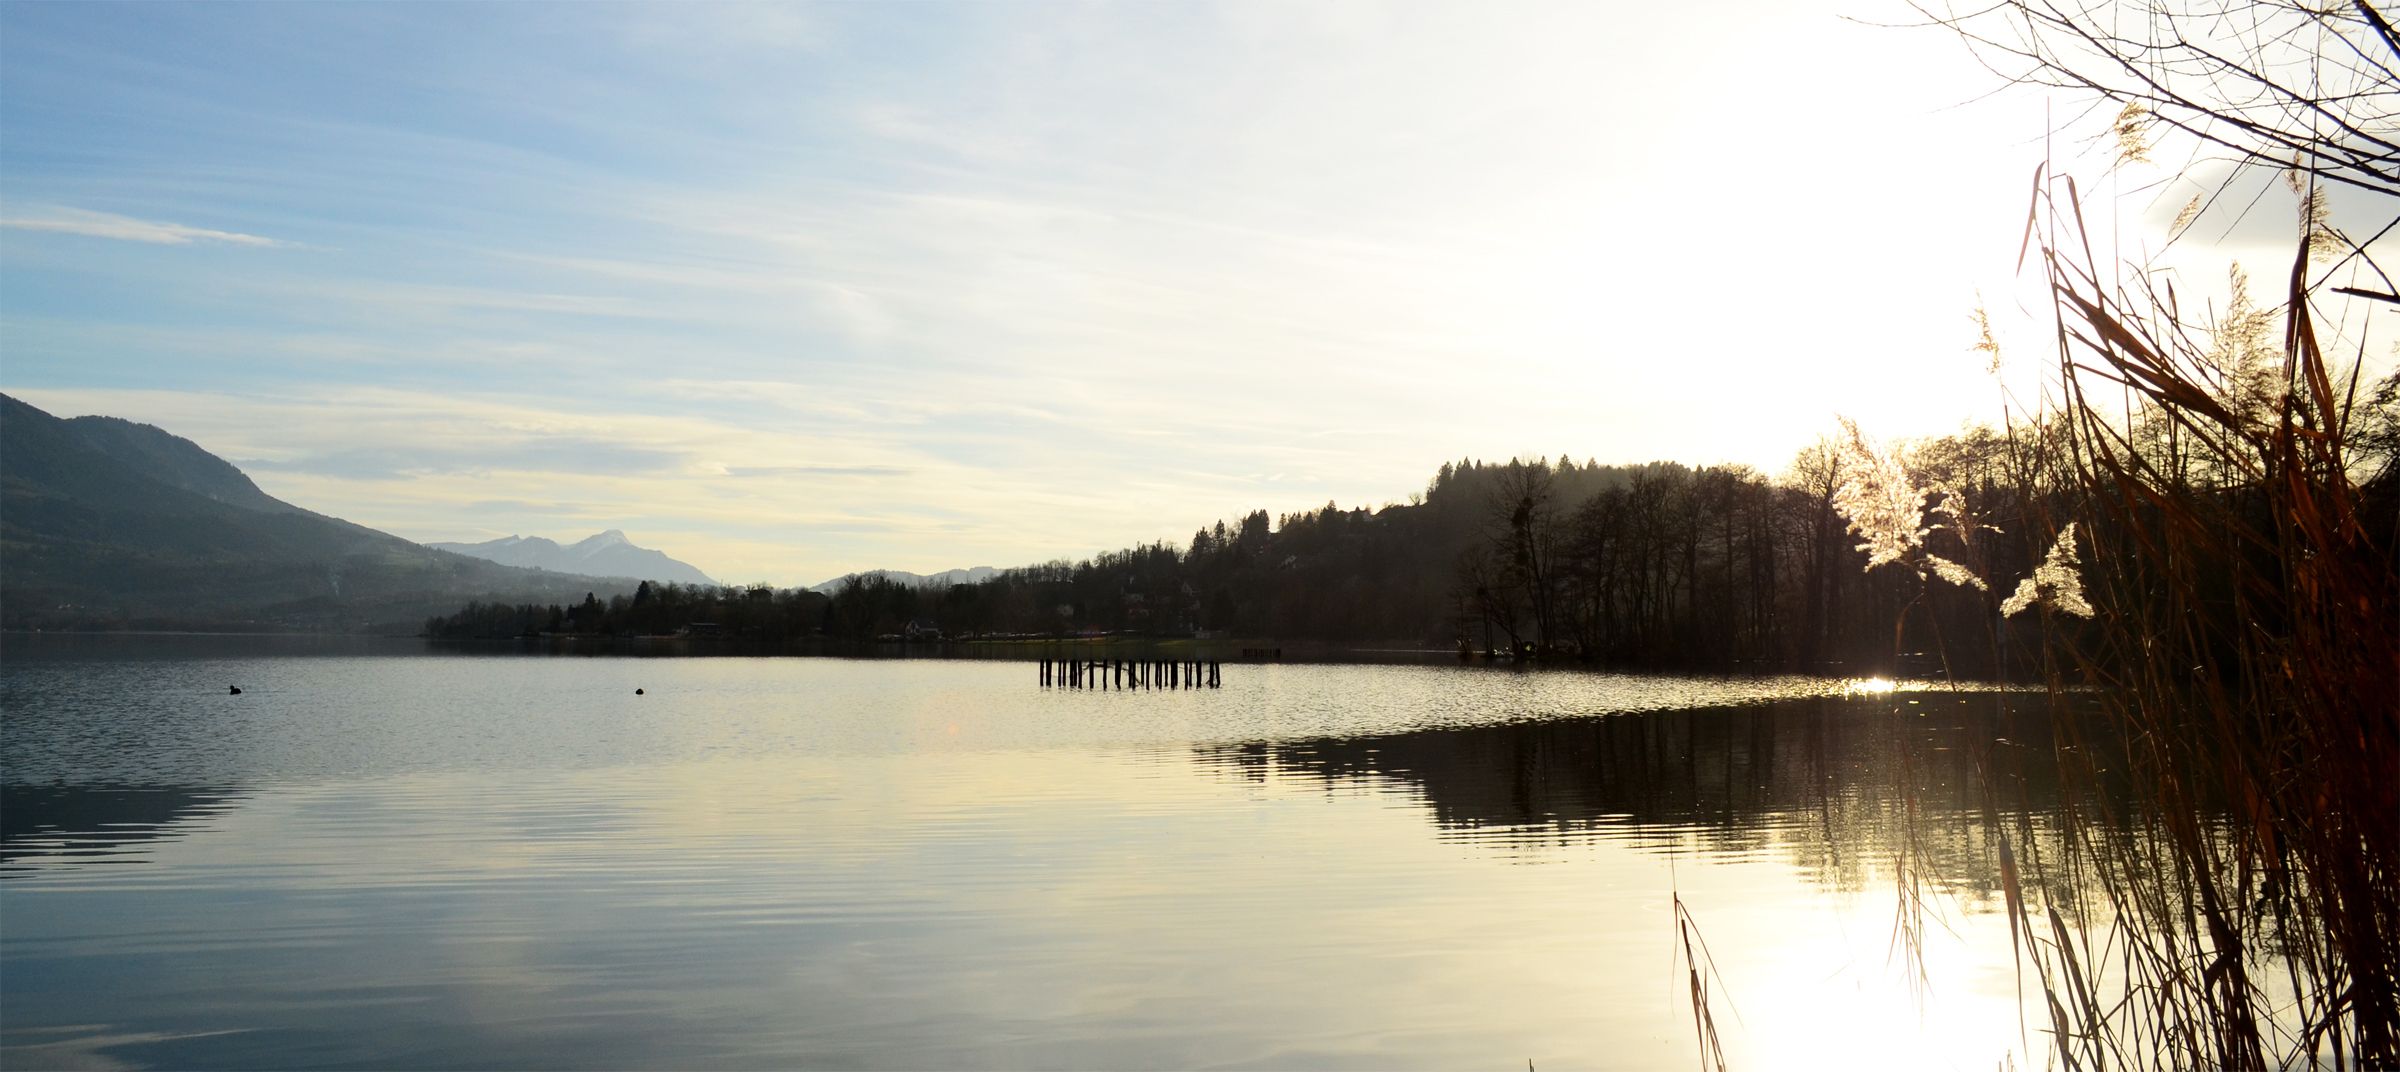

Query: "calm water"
left=2, top=635, right=2064, bottom=1070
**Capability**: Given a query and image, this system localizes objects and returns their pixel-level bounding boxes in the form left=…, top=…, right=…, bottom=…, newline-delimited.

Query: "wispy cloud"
left=240, top=439, right=687, bottom=481
left=726, top=465, right=913, bottom=479
left=463, top=499, right=604, bottom=516
left=0, top=207, right=284, bottom=247
left=18, top=3, right=2377, bottom=587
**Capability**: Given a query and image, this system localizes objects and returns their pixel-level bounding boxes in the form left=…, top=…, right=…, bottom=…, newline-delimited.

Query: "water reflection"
left=2, top=649, right=2098, bottom=1070
left=1196, top=694, right=2107, bottom=903
left=1, top=784, right=247, bottom=871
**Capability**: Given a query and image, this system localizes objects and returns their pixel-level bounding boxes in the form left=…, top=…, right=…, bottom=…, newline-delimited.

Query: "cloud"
left=463, top=499, right=603, bottom=515
left=0, top=207, right=283, bottom=247
left=725, top=465, right=912, bottom=478
left=286, top=281, right=665, bottom=320
left=239, top=440, right=687, bottom=480
left=39, top=4, right=2381, bottom=586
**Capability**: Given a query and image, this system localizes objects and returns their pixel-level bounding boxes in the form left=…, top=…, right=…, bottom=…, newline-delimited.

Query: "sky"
left=2, top=2, right=2387, bottom=585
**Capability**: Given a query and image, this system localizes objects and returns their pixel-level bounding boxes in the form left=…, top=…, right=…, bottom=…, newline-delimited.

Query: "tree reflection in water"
left=1193, top=692, right=2128, bottom=912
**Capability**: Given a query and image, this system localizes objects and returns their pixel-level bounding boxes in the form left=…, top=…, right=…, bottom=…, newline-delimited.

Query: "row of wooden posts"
left=1041, top=657, right=1221, bottom=689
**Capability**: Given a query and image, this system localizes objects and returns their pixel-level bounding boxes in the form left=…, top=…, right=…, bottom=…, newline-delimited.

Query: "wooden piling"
left=1042, top=654, right=1223, bottom=690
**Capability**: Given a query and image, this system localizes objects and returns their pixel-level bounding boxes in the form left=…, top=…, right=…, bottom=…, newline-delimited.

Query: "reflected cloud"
left=0, top=655, right=2095, bottom=1069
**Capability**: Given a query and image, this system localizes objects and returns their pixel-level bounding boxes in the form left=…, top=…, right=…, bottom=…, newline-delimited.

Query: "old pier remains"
left=1039, top=656, right=1222, bottom=689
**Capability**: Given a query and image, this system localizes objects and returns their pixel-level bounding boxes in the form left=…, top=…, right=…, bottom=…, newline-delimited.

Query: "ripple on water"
left=1, top=641, right=2065, bottom=1070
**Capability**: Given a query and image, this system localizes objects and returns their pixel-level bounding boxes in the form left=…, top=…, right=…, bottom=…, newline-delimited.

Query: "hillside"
left=0, top=393, right=634, bottom=631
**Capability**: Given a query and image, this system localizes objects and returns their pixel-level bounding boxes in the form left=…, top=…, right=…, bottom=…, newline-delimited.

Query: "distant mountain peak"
left=429, top=530, right=713, bottom=586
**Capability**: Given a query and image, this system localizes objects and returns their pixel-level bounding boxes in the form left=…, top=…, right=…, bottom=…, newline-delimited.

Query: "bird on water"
left=229, top=686, right=242, bottom=695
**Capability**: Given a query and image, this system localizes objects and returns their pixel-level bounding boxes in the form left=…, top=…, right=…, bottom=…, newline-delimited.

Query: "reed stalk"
left=1983, top=162, right=2398, bottom=1067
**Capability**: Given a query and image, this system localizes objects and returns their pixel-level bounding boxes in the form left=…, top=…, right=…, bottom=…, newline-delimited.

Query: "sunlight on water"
left=0, top=636, right=2067, bottom=1070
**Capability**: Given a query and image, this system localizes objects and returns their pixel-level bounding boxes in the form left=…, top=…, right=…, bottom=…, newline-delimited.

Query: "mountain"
left=808, top=566, right=1000, bottom=594
left=428, top=531, right=715, bottom=586
left=0, top=393, right=634, bottom=631
left=55, top=413, right=299, bottom=514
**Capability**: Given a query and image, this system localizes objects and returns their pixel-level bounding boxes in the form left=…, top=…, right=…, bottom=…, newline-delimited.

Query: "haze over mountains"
left=806, top=566, right=1000, bottom=594
left=430, top=532, right=716, bottom=586
left=0, top=393, right=639, bottom=631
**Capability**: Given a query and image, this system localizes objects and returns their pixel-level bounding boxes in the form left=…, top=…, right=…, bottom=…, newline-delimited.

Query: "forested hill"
left=427, top=378, right=2400, bottom=676
left=431, top=433, right=2111, bottom=677
left=881, top=446, right=2028, bottom=674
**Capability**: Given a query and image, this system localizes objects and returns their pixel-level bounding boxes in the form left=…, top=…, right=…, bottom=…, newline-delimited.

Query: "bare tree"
left=1930, top=1, right=2398, bottom=199
left=1486, top=459, right=1562, bottom=651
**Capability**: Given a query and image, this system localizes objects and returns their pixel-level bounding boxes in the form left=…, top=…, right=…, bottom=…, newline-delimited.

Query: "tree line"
left=431, top=403, right=2397, bottom=677
left=426, top=582, right=832, bottom=642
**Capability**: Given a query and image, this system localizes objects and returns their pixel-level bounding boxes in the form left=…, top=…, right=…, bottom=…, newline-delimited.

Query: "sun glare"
left=1843, top=676, right=1899, bottom=696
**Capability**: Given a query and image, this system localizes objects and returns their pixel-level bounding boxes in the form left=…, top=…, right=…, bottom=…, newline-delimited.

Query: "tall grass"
left=1979, top=166, right=2398, bottom=1067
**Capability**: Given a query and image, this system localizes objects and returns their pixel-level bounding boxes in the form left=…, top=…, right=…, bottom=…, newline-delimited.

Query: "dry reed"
left=1984, top=163, right=2398, bottom=1068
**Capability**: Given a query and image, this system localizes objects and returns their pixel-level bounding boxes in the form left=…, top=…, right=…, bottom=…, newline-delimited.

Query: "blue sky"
left=4, top=2, right=2379, bottom=584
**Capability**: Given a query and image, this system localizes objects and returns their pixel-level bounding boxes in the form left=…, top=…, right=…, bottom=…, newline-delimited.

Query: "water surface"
left=3, top=635, right=2058, bottom=1070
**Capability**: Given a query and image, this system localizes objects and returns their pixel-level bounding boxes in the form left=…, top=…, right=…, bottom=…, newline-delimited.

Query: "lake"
left=2, top=635, right=2067, bottom=1070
